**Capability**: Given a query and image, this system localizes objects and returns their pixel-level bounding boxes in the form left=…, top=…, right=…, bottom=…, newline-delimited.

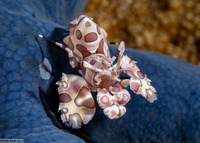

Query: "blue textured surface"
left=1, top=0, right=200, bottom=143
left=0, top=0, right=87, bottom=143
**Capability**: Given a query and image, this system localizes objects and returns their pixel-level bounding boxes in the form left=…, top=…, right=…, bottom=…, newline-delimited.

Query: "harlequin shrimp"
left=39, top=14, right=157, bottom=129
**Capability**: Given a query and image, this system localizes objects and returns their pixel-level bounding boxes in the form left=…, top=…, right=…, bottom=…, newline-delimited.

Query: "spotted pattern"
left=59, top=93, right=72, bottom=103
left=111, top=84, right=121, bottom=93
left=57, top=74, right=96, bottom=129
left=76, top=44, right=91, bottom=58
left=76, top=30, right=82, bottom=40
left=96, top=39, right=104, bottom=54
left=97, top=92, right=113, bottom=109
left=69, top=113, right=83, bottom=127
left=116, top=92, right=130, bottom=105
left=137, top=71, right=145, bottom=79
left=85, top=21, right=91, bottom=27
left=65, top=15, right=112, bottom=68
left=2, top=0, right=192, bottom=141
left=60, top=15, right=158, bottom=129
left=74, top=86, right=95, bottom=108
left=117, top=106, right=126, bottom=117
left=101, top=95, right=109, bottom=104
left=84, top=32, right=97, bottom=43
left=126, top=70, right=142, bottom=93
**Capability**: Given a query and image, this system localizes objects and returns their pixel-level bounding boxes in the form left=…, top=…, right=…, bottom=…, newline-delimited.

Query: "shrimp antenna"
left=38, top=34, right=66, bottom=49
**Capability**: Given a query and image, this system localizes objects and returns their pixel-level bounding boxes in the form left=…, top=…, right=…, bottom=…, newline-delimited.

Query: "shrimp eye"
left=61, top=82, right=68, bottom=88
left=130, top=61, right=135, bottom=67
